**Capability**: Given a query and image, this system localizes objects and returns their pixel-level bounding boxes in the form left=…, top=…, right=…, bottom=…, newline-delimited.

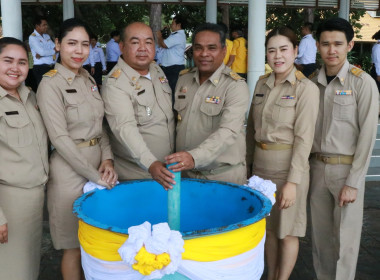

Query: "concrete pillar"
left=206, top=0, right=217, bottom=23
left=339, top=0, right=350, bottom=21
left=1, top=0, right=23, bottom=40
left=247, top=0, right=266, bottom=105
left=63, top=0, right=75, bottom=20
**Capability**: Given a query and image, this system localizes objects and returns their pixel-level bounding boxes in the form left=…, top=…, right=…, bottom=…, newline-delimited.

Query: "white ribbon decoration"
left=117, top=222, right=184, bottom=279
left=81, top=234, right=265, bottom=280
left=246, top=175, right=276, bottom=205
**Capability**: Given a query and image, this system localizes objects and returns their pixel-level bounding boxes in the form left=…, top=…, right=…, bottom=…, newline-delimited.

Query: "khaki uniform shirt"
left=102, top=58, right=174, bottom=179
left=246, top=67, right=320, bottom=184
left=311, top=61, right=378, bottom=188
left=174, top=64, right=249, bottom=171
left=0, top=85, right=48, bottom=224
left=37, top=63, right=113, bottom=184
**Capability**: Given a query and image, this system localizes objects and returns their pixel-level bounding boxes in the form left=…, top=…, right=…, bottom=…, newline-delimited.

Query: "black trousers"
left=161, top=64, right=185, bottom=96
left=33, top=64, right=54, bottom=89
left=106, top=61, right=118, bottom=74
left=300, top=63, right=317, bottom=78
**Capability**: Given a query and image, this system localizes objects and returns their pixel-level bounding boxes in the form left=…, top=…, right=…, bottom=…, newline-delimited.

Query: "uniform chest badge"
left=281, top=95, right=295, bottom=99
left=146, top=106, right=152, bottom=116
left=180, top=86, right=187, bottom=93
left=91, top=85, right=98, bottom=92
left=205, top=96, right=221, bottom=104
left=159, top=76, right=168, bottom=84
left=335, top=90, right=352, bottom=95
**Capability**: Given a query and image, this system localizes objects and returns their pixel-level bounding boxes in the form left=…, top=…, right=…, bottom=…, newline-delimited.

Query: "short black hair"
left=316, top=17, right=354, bottom=42
left=34, top=15, right=47, bottom=27
left=192, top=23, right=226, bottom=48
left=90, top=33, right=98, bottom=41
left=173, top=14, right=187, bottom=30
left=110, top=30, right=120, bottom=38
left=303, top=22, right=313, bottom=32
left=372, top=30, right=380, bottom=40
left=0, top=37, right=28, bottom=56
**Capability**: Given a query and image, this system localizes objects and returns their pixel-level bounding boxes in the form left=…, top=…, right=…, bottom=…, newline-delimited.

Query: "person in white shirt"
left=90, top=34, right=107, bottom=89
left=295, top=22, right=317, bottom=77
left=106, top=30, right=121, bottom=73
left=371, top=30, right=380, bottom=92
left=156, top=15, right=187, bottom=94
left=29, top=15, right=56, bottom=88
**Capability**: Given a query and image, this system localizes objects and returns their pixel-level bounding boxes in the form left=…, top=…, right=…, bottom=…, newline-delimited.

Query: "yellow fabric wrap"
left=78, top=218, right=266, bottom=262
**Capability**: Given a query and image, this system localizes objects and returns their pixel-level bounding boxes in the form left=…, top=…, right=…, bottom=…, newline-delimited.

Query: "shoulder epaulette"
left=110, top=69, right=121, bottom=79
left=351, top=67, right=364, bottom=77
left=259, top=73, right=271, bottom=80
left=31, top=33, right=36, bottom=36
left=179, top=68, right=191, bottom=76
left=308, top=70, right=318, bottom=80
left=295, top=70, right=306, bottom=81
left=229, top=71, right=244, bottom=80
left=43, top=69, right=57, bottom=77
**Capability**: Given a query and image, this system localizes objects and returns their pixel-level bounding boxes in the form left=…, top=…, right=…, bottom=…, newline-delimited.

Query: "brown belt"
left=255, top=141, right=293, bottom=151
left=76, top=137, right=100, bottom=148
left=313, top=153, right=353, bottom=165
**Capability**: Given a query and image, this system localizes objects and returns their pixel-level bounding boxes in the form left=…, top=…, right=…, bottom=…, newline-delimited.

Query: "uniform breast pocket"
left=1, top=115, right=33, bottom=147
left=63, top=92, right=86, bottom=122
left=135, top=94, right=155, bottom=125
left=333, top=95, right=355, bottom=121
left=272, top=98, right=297, bottom=123
left=253, top=95, right=265, bottom=120
left=200, top=101, right=223, bottom=131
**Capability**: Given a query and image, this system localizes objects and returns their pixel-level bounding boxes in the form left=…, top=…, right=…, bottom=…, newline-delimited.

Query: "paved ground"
left=38, top=182, right=380, bottom=280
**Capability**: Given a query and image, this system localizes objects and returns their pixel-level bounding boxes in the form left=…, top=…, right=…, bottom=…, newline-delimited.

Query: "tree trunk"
left=150, top=4, right=162, bottom=33
left=221, top=5, right=230, bottom=38
left=305, top=8, right=314, bottom=23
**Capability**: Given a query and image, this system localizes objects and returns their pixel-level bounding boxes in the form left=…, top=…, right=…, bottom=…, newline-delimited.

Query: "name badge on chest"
left=205, top=96, right=221, bottom=104
left=335, top=90, right=352, bottom=95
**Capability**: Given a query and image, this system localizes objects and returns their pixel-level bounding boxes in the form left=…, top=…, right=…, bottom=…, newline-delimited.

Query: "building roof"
left=356, top=12, right=380, bottom=42
left=18, top=0, right=380, bottom=10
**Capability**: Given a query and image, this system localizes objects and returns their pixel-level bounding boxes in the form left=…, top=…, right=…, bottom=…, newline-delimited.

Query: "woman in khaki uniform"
left=246, top=27, right=319, bottom=280
left=0, top=37, right=49, bottom=280
left=37, top=19, right=117, bottom=280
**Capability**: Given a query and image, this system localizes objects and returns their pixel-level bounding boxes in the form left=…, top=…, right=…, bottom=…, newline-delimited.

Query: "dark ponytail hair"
left=57, top=18, right=91, bottom=43
left=265, top=27, right=298, bottom=48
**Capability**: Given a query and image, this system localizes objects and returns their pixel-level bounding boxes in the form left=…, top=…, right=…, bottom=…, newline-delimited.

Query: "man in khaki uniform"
left=310, top=18, right=378, bottom=280
left=102, top=22, right=176, bottom=190
left=166, top=23, right=249, bottom=185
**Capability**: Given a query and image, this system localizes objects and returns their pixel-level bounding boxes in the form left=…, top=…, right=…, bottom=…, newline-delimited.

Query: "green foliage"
left=161, top=4, right=206, bottom=34
left=15, top=4, right=367, bottom=45
left=75, top=4, right=149, bottom=42
left=347, top=50, right=372, bottom=73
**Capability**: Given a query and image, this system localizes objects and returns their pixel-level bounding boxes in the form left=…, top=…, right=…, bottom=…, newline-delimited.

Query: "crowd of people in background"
left=0, top=12, right=378, bottom=280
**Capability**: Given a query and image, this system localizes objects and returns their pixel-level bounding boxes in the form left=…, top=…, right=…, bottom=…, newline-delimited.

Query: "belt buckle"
left=322, top=156, right=329, bottom=163
left=89, top=138, right=96, bottom=146
left=260, top=143, right=267, bottom=150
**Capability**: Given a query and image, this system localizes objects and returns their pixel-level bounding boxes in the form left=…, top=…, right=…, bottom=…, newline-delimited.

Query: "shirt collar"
left=265, top=66, right=297, bottom=89
left=55, top=63, right=85, bottom=85
left=193, top=63, right=225, bottom=86
left=0, top=83, right=30, bottom=102
left=34, top=29, right=42, bottom=37
left=317, top=60, right=349, bottom=86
